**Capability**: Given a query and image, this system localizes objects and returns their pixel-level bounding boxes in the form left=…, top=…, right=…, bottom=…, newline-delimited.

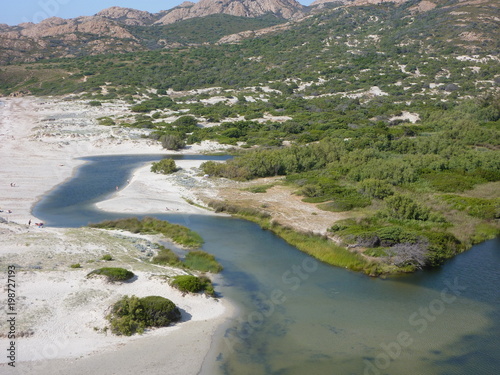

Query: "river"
left=34, top=154, right=500, bottom=375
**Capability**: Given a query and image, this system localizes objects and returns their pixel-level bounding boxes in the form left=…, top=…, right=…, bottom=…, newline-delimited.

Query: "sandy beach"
left=0, top=96, right=234, bottom=374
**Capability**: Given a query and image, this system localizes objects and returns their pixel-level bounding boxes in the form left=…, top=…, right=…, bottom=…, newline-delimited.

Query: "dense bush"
left=151, top=159, right=177, bottom=174
left=160, top=134, right=185, bottom=150
left=107, top=295, right=181, bottom=336
left=359, top=179, right=394, bottom=199
left=170, top=275, right=215, bottom=296
left=384, top=194, right=430, bottom=221
left=87, top=267, right=135, bottom=282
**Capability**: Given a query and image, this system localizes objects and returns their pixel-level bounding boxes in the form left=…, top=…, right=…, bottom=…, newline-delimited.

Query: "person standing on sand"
left=28, top=219, right=31, bottom=226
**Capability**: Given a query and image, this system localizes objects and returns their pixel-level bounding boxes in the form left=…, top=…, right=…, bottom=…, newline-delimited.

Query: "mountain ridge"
left=0, top=0, right=498, bottom=65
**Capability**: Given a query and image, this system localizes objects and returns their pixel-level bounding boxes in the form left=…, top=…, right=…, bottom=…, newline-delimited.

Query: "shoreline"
left=0, top=96, right=237, bottom=374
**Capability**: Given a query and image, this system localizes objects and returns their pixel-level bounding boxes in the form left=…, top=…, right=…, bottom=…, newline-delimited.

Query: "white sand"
left=0, top=96, right=234, bottom=374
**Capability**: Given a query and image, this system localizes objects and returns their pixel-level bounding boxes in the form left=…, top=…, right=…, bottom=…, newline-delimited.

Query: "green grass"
left=242, top=184, right=276, bottom=193
left=151, top=245, right=181, bottom=266
left=183, top=250, right=223, bottom=273
left=269, top=223, right=377, bottom=274
left=471, top=223, right=499, bottom=244
left=440, top=194, right=500, bottom=219
left=89, top=217, right=204, bottom=248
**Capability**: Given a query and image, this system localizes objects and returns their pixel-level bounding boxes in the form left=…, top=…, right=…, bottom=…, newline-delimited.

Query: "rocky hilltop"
left=0, top=0, right=498, bottom=64
left=95, top=6, right=160, bottom=25
left=0, top=0, right=306, bottom=64
left=155, top=0, right=305, bottom=25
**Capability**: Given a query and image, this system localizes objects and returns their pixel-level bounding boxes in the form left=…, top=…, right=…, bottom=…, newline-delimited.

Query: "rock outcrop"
left=155, top=0, right=305, bottom=25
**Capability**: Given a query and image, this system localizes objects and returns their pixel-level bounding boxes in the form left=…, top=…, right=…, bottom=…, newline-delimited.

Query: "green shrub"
left=170, top=275, right=215, bottom=296
left=87, top=267, right=135, bottom=282
left=139, top=296, right=182, bottom=326
left=98, top=117, right=115, bottom=126
left=183, top=250, right=223, bottom=273
left=160, top=134, right=185, bottom=150
left=101, top=254, right=113, bottom=261
left=359, top=179, right=394, bottom=199
left=424, top=231, right=463, bottom=267
left=151, top=159, right=177, bottom=174
left=376, top=226, right=417, bottom=246
left=385, top=194, right=430, bottom=221
left=171, top=275, right=203, bottom=293
left=151, top=246, right=180, bottom=266
left=107, top=295, right=181, bottom=336
left=88, top=100, right=102, bottom=106
left=70, top=263, right=81, bottom=268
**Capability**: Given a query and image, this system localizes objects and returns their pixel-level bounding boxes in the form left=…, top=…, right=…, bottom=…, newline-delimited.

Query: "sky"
left=0, top=0, right=314, bottom=26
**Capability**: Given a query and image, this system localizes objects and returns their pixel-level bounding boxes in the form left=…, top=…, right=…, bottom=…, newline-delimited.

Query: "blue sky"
left=0, top=0, right=314, bottom=25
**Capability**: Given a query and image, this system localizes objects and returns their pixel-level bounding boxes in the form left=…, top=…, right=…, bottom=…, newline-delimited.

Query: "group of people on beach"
left=3, top=182, right=44, bottom=227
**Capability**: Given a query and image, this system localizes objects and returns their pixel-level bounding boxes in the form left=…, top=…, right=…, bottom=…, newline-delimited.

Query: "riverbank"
left=0, top=96, right=235, bottom=374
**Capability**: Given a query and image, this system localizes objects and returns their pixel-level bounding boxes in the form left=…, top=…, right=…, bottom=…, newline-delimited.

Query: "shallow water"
left=34, top=154, right=500, bottom=375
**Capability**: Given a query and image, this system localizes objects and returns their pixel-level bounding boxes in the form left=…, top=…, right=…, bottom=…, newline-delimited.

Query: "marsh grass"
left=151, top=246, right=181, bottom=267
left=183, top=250, right=223, bottom=273
left=269, top=224, right=374, bottom=273
left=208, top=200, right=378, bottom=274
left=90, top=217, right=204, bottom=248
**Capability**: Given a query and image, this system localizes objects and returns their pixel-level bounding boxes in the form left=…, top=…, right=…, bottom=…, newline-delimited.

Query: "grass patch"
left=471, top=223, right=499, bottom=244
left=208, top=200, right=271, bottom=219
left=423, top=172, right=485, bottom=193
left=242, top=183, right=275, bottom=193
left=269, top=224, right=378, bottom=274
left=87, top=267, right=135, bottom=282
left=364, top=248, right=389, bottom=257
left=101, top=254, right=113, bottom=261
left=89, top=217, right=204, bottom=248
left=151, top=245, right=181, bottom=266
left=170, top=275, right=215, bottom=296
left=440, top=194, right=500, bottom=219
left=317, top=194, right=371, bottom=212
left=183, top=250, right=223, bottom=273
